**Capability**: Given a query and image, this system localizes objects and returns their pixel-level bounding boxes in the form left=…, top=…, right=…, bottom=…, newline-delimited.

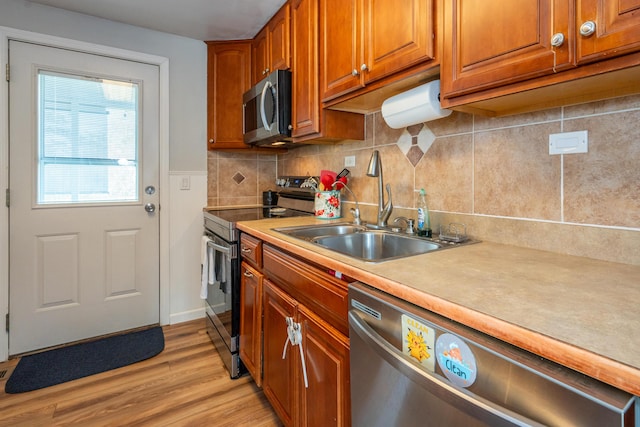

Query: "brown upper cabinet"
left=441, top=0, right=640, bottom=116
left=441, top=0, right=573, bottom=99
left=290, top=0, right=364, bottom=142
left=576, top=0, right=640, bottom=64
left=320, top=0, right=437, bottom=102
left=206, top=41, right=252, bottom=150
left=252, top=3, right=291, bottom=85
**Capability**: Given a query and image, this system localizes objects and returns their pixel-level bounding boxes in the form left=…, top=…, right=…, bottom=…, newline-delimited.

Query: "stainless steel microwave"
left=242, top=69, right=292, bottom=147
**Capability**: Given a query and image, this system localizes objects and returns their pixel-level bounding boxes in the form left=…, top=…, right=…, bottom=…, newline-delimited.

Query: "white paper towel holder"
left=381, top=79, right=452, bottom=129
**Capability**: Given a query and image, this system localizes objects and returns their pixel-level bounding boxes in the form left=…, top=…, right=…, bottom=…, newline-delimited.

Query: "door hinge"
left=5, top=313, right=8, bottom=333
left=5, top=188, right=9, bottom=208
left=5, top=63, right=9, bottom=82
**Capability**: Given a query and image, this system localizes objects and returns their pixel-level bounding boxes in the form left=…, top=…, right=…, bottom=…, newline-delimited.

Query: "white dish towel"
left=200, top=235, right=213, bottom=299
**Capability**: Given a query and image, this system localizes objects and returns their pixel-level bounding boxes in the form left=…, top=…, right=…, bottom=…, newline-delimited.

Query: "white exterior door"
left=8, top=40, right=160, bottom=355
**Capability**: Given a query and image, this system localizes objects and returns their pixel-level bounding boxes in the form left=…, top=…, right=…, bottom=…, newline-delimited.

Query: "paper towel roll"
left=381, top=80, right=452, bottom=129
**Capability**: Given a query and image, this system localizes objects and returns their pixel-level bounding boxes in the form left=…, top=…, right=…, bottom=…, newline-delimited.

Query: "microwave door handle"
left=260, top=80, right=273, bottom=131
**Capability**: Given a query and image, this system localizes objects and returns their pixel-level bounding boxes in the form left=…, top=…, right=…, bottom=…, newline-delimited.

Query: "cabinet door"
left=252, top=27, right=269, bottom=85
left=206, top=41, right=252, bottom=150
left=577, top=0, right=640, bottom=64
left=291, top=0, right=320, bottom=138
left=298, top=305, right=350, bottom=427
left=320, top=0, right=364, bottom=100
left=441, top=0, right=572, bottom=99
left=269, top=3, right=291, bottom=73
left=263, top=280, right=297, bottom=427
left=239, top=262, right=263, bottom=387
left=363, top=0, right=434, bottom=84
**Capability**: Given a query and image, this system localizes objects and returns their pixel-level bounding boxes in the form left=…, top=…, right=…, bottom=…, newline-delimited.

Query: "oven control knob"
left=144, top=203, right=156, bottom=213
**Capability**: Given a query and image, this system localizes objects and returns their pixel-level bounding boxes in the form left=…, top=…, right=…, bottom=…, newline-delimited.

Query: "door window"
left=37, top=70, right=139, bottom=205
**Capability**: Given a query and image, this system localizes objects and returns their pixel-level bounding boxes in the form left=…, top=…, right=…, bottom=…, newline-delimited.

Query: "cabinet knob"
left=580, top=21, right=596, bottom=37
left=360, top=63, right=369, bottom=72
left=262, top=69, right=267, bottom=75
left=265, top=67, right=270, bottom=74
left=550, top=33, right=565, bottom=47
left=351, top=69, right=359, bottom=77
left=208, top=138, right=214, bottom=143
left=288, top=124, right=293, bottom=130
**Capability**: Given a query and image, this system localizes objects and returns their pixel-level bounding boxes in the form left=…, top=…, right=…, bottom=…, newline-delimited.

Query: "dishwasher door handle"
left=348, top=310, right=544, bottom=427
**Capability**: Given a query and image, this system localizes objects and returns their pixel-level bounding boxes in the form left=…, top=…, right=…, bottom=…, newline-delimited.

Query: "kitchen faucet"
left=366, top=150, right=393, bottom=227
left=331, top=181, right=362, bottom=225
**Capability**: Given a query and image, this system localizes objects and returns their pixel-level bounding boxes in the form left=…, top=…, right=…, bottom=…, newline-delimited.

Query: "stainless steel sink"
left=274, top=223, right=454, bottom=262
left=313, top=231, right=442, bottom=262
left=273, top=223, right=367, bottom=240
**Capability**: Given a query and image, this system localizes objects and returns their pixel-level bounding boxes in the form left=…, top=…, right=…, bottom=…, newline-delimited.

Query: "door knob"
left=144, top=203, right=156, bottom=213
left=580, top=21, right=596, bottom=37
left=550, top=33, right=565, bottom=47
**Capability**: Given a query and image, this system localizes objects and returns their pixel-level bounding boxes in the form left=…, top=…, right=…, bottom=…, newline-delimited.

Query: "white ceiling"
left=28, top=0, right=288, bottom=41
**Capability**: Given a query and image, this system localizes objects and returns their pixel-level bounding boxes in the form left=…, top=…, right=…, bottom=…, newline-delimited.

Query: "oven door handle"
left=207, top=240, right=231, bottom=256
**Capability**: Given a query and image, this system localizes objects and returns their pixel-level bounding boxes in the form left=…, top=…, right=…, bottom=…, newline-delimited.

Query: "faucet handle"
left=350, top=208, right=362, bottom=225
left=393, top=216, right=415, bottom=234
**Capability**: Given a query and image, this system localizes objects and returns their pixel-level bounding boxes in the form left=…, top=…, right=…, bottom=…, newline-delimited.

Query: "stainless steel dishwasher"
left=348, top=282, right=638, bottom=427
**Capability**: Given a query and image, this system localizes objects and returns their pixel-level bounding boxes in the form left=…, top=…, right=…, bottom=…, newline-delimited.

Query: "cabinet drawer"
left=263, top=244, right=348, bottom=335
left=240, top=234, right=263, bottom=269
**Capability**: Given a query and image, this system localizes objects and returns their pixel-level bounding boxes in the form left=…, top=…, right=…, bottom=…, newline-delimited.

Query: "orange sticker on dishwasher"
left=401, top=314, right=435, bottom=372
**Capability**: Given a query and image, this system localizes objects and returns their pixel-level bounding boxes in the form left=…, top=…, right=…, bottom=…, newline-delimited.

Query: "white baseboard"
left=168, top=307, right=205, bottom=325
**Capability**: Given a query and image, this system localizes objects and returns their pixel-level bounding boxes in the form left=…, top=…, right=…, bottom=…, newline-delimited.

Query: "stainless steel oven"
left=202, top=176, right=316, bottom=378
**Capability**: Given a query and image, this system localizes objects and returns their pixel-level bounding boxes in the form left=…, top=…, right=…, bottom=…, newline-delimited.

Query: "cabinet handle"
left=580, top=21, right=596, bottom=37
left=360, top=63, right=369, bottom=72
left=243, top=270, right=253, bottom=278
left=550, top=33, right=565, bottom=47
left=241, top=246, right=252, bottom=254
left=351, top=69, right=359, bottom=77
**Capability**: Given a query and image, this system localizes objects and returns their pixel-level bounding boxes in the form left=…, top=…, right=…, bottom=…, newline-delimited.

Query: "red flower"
left=328, top=196, right=340, bottom=208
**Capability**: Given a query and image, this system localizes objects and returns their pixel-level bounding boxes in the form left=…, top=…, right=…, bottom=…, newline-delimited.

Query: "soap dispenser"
left=416, top=189, right=432, bottom=237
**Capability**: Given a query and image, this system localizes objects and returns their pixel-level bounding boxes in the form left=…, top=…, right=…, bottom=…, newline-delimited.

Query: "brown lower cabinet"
left=262, top=279, right=350, bottom=427
left=239, top=237, right=351, bottom=427
left=239, top=261, right=263, bottom=387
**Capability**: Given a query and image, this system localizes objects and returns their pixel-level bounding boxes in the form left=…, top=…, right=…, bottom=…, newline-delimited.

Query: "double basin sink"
left=273, top=222, right=470, bottom=263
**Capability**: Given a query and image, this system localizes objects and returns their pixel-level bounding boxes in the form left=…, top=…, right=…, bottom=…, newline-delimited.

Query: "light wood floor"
left=0, top=319, right=281, bottom=427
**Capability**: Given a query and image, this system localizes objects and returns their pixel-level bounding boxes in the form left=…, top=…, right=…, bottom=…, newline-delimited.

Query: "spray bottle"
left=416, top=189, right=432, bottom=237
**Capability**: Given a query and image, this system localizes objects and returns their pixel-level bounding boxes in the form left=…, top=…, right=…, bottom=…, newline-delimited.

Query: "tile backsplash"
left=208, top=94, right=640, bottom=265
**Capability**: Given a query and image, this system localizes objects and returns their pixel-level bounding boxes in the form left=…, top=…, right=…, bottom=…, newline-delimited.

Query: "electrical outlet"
left=549, top=130, right=588, bottom=155
left=344, top=155, right=356, bottom=167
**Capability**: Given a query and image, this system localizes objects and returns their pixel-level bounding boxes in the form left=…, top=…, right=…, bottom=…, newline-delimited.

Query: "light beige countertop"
left=236, top=216, right=640, bottom=396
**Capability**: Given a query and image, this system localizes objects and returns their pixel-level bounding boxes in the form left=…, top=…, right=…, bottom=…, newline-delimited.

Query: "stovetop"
left=204, top=205, right=313, bottom=242
left=204, top=176, right=317, bottom=241
left=206, top=205, right=313, bottom=222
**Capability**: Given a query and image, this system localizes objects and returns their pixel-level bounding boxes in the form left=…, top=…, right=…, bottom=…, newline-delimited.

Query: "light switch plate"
left=549, top=130, right=588, bottom=155
left=344, top=155, right=356, bottom=167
